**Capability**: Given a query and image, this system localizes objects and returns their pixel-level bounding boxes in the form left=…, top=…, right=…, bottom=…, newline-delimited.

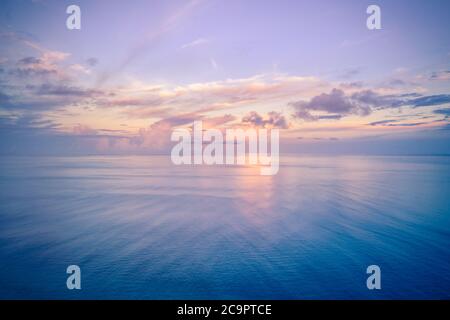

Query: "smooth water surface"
left=0, top=155, right=449, bottom=299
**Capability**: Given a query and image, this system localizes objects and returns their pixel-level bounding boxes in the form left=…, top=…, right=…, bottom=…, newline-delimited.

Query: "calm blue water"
left=0, top=155, right=449, bottom=299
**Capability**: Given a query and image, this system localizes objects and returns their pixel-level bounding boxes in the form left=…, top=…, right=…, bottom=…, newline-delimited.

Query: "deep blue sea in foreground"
left=0, top=155, right=449, bottom=299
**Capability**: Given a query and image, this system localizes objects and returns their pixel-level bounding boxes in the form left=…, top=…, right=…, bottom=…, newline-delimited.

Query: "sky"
left=0, top=0, right=450, bottom=155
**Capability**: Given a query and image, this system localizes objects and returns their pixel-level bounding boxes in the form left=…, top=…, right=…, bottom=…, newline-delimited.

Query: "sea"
left=0, top=155, right=449, bottom=299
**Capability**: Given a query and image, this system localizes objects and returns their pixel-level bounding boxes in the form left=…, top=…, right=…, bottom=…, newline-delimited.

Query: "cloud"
left=0, top=90, right=12, bottom=104
left=10, top=56, right=59, bottom=78
left=0, top=113, right=60, bottom=135
left=1, top=42, right=449, bottom=155
left=210, top=58, right=218, bottom=70
left=69, top=64, right=91, bottom=75
left=93, top=74, right=324, bottom=119
left=339, top=81, right=364, bottom=89
left=242, top=111, right=289, bottom=129
left=409, top=94, right=450, bottom=107
left=429, top=70, right=450, bottom=81
left=291, top=88, right=371, bottom=121
left=317, top=114, right=342, bottom=120
left=203, top=114, right=236, bottom=127
left=338, top=67, right=361, bottom=79
left=90, top=112, right=234, bottom=153
left=367, top=118, right=446, bottom=127
left=0, top=48, right=104, bottom=112
left=297, top=136, right=339, bottom=141
left=380, top=122, right=428, bottom=127
left=0, top=81, right=107, bottom=112
left=31, top=83, right=104, bottom=98
left=72, top=124, right=98, bottom=136
left=181, top=38, right=208, bottom=49
left=6, top=43, right=73, bottom=81
left=349, top=90, right=410, bottom=108
left=0, top=91, right=67, bottom=111
left=86, top=57, right=99, bottom=67
left=93, top=112, right=238, bottom=153
left=433, top=108, right=450, bottom=116
left=292, top=89, right=450, bottom=121
left=368, top=119, right=398, bottom=126
left=384, top=78, right=420, bottom=87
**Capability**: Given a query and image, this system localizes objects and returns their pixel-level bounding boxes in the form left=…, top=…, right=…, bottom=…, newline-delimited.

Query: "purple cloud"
left=242, top=111, right=289, bottom=129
